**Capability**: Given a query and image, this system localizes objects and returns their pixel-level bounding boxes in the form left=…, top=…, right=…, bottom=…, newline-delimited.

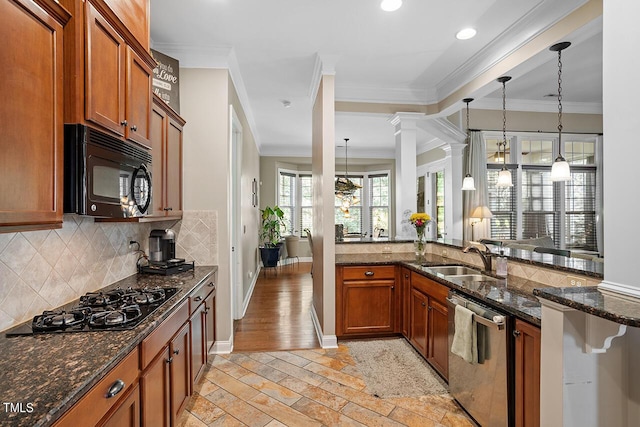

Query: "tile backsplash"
left=0, top=211, right=219, bottom=332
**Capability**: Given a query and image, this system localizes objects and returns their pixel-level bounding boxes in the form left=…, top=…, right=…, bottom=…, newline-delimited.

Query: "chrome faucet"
left=463, top=244, right=493, bottom=272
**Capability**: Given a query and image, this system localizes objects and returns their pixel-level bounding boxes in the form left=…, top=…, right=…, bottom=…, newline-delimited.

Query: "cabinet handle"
left=364, top=271, right=374, bottom=277
left=194, top=296, right=202, bottom=302
left=130, top=125, right=137, bottom=132
left=166, top=357, right=173, bottom=364
left=164, top=207, right=173, bottom=211
left=173, top=349, right=180, bottom=355
left=106, top=379, right=125, bottom=398
left=208, top=282, right=215, bottom=288
left=421, top=302, right=426, bottom=307
left=120, top=120, right=128, bottom=126
left=513, top=330, right=521, bottom=338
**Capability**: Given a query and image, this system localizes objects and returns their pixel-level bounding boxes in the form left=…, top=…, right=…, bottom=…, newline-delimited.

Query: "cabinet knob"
left=173, top=349, right=180, bottom=355
left=120, top=120, right=128, bottom=126
left=391, top=286, right=395, bottom=290
left=106, top=379, right=125, bottom=398
left=166, top=357, right=173, bottom=364
left=164, top=207, right=173, bottom=211
left=405, top=274, right=409, bottom=279
left=428, top=306, right=432, bottom=311
left=130, top=125, right=137, bottom=131
left=513, top=330, right=521, bottom=338
left=208, top=282, right=215, bottom=288
left=204, top=308, right=210, bottom=314
left=194, top=296, right=202, bottom=302
left=364, top=271, right=374, bottom=277
left=421, top=302, right=426, bottom=307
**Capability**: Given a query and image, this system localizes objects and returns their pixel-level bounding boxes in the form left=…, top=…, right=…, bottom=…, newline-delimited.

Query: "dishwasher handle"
left=446, top=297, right=506, bottom=330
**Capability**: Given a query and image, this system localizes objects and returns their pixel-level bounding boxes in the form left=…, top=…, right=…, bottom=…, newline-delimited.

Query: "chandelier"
left=496, top=76, right=514, bottom=188
left=335, top=138, right=361, bottom=217
left=461, top=97, right=476, bottom=191
left=549, top=41, right=572, bottom=182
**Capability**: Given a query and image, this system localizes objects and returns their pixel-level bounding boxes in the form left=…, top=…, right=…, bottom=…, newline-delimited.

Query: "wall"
left=417, top=149, right=446, bottom=167
left=180, top=68, right=232, bottom=350
left=228, top=75, right=261, bottom=310
left=0, top=215, right=156, bottom=331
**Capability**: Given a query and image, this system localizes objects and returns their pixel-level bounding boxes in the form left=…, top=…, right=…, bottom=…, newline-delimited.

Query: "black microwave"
left=64, top=124, right=152, bottom=218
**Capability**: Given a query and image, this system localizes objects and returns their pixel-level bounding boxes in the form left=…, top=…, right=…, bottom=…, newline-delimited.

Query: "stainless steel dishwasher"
left=447, top=292, right=509, bottom=427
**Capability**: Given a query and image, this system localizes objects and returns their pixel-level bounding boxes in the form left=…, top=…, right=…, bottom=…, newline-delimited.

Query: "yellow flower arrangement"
left=410, top=213, right=431, bottom=257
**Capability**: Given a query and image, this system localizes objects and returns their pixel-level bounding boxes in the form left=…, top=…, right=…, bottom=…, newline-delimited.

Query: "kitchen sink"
left=426, top=265, right=480, bottom=276
left=446, top=274, right=500, bottom=282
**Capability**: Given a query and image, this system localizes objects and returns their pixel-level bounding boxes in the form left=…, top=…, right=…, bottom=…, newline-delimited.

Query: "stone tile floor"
left=178, top=344, right=476, bottom=427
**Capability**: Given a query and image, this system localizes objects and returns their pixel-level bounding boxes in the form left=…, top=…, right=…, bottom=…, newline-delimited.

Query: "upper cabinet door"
left=0, top=0, right=68, bottom=230
left=84, top=1, right=126, bottom=136
left=103, top=0, right=150, bottom=50
left=126, top=47, right=152, bottom=148
left=165, top=117, right=184, bottom=217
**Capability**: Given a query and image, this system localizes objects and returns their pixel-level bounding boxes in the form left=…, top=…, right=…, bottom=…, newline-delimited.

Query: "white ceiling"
left=150, top=0, right=602, bottom=158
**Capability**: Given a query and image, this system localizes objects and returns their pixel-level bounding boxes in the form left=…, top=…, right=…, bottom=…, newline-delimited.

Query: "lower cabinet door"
left=190, top=303, right=207, bottom=385
left=205, top=291, right=216, bottom=353
left=427, top=298, right=449, bottom=379
left=100, top=383, right=141, bottom=427
left=515, top=319, right=541, bottom=427
left=141, top=347, right=171, bottom=427
left=341, top=280, right=396, bottom=335
left=170, top=323, right=191, bottom=425
left=409, top=288, right=428, bottom=356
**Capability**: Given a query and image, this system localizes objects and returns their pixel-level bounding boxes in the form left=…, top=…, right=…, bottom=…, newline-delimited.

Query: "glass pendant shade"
left=461, top=174, right=476, bottom=191
left=497, top=168, right=513, bottom=187
left=550, top=156, right=571, bottom=181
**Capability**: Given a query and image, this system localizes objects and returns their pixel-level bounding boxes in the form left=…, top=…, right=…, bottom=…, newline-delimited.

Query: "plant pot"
left=260, top=246, right=281, bottom=267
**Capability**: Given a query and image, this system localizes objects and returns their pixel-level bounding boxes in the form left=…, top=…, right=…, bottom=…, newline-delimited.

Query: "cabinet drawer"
left=411, top=272, right=449, bottom=303
left=140, top=299, right=189, bottom=369
left=54, top=347, right=139, bottom=427
left=190, top=280, right=216, bottom=314
left=342, top=265, right=395, bottom=280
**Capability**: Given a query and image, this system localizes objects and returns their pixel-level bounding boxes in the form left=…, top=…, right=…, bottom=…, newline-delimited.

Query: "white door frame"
left=230, top=105, right=244, bottom=320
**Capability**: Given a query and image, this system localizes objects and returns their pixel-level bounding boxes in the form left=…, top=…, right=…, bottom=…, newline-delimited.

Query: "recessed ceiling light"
left=380, top=0, right=402, bottom=12
left=456, top=28, right=477, bottom=40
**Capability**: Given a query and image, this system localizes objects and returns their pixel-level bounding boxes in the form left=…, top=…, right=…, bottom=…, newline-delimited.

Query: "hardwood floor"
left=233, top=262, right=319, bottom=352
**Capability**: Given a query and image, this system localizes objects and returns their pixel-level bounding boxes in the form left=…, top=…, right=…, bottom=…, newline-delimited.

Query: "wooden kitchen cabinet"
left=189, top=280, right=217, bottom=384
left=100, top=384, right=141, bottom=427
left=54, top=348, right=140, bottom=427
left=140, top=299, right=191, bottom=427
left=336, top=265, right=400, bottom=337
left=103, top=0, right=149, bottom=50
left=62, top=0, right=155, bottom=147
left=150, top=95, right=185, bottom=218
left=400, top=267, right=411, bottom=337
left=514, top=319, right=541, bottom=427
left=0, top=0, right=69, bottom=231
left=409, top=272, right=449, bottom=379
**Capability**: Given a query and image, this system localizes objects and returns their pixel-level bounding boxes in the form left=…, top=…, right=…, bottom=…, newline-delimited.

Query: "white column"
left=390, top=113, right=425, bottom=239
left=441, top=143, right=465, bottom=240
left=598, top=0, right=640, bottom=298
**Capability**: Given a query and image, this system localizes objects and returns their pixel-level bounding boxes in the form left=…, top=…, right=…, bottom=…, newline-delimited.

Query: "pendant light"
left=461, top=98, right=476, bottom=191
left=335, top=138, right=361, bottom=210
left=496, top=76, right=513, bottom=188
left=549, top=42, right=572, bottom=182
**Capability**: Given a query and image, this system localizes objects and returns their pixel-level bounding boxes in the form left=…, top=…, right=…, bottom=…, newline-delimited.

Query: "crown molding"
left=309, top=53, right=340, bottom=104
left=471, top=97, right=602, bottom=114
left=260, top=144, right=395, bottom=159
left=419, top=117, right=467, bottom=144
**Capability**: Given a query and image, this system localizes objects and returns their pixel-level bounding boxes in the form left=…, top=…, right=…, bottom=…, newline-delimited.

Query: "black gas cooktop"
left=6, top=286, right=178, bottom=337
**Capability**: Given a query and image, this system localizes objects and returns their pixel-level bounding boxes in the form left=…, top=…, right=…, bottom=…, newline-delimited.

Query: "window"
left=484, top=133, right=600, bottom=253
left=435, top=171, right=445, bottom=238
left=277, top=169, right=390, bottom=238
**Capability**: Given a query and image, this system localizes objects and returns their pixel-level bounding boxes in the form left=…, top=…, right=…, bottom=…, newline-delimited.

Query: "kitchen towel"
left=451, top=304, right=478, bottom=364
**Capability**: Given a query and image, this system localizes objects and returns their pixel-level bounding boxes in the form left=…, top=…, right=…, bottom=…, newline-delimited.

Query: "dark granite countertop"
left=337, top=237, right=604, bottom=278
left=0, top=266, right=217, bottom=427
left=534, top=287, right=640, bottom=327
left=336, top=252, right=544, bottom=326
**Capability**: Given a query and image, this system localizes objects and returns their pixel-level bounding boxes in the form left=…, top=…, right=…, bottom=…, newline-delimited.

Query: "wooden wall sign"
left=151, top=49, right=180, bottom=113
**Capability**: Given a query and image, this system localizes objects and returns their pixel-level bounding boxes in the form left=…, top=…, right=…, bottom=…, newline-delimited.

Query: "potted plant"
left=259, top=205, right=285, bottom=267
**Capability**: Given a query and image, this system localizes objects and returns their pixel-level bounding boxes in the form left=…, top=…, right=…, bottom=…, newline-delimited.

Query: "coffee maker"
left=149, top=229, right=180, bottom=264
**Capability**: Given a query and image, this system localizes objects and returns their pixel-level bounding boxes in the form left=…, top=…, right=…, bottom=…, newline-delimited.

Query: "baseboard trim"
left=241, top=266, right=261, bottom=317
left=311, top=304, right=338, bottom=349
left=211, top=339, right=233, bottom=354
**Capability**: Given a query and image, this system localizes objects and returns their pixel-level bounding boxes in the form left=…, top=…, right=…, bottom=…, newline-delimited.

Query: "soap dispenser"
left=496, top=250, right=508, bottom=277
